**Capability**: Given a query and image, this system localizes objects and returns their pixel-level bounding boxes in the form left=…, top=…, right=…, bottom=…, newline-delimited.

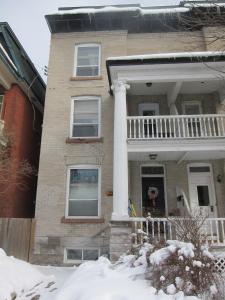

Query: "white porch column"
left=112, top=80, right=130, bottom=220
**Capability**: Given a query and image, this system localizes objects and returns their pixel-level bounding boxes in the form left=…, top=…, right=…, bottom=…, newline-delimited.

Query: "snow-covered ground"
left=0, top=246, right=202, bottom=300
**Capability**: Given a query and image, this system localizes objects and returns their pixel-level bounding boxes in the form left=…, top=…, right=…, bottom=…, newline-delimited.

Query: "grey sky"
left=1, top=0, right=180, bottom=79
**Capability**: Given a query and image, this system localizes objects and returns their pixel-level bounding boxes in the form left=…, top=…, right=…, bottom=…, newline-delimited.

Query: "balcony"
left=127, top=114, right=225, bottom=140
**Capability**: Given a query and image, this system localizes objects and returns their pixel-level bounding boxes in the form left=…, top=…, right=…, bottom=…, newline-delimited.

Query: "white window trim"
left=182, top=100, right=203, bottom=115
left=64, top=247, right=101, bottom=264
left=74, top=43, right=101, bottom=77
left=70, top=96, right=101, bottom=138
left=65, top=165, right=101, bottom=219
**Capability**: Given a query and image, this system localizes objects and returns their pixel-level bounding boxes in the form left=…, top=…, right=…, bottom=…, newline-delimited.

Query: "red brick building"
left=0, top=23, right=45, bottom=217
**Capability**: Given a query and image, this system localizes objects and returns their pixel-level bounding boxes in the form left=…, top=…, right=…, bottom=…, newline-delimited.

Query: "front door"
left=188, top=165, right=217, bottom=218
left=142, top=177, right=165, bottom=217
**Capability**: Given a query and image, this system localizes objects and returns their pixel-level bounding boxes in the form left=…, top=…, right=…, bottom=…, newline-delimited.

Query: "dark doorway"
left=142, top=177, right=165, bottom=217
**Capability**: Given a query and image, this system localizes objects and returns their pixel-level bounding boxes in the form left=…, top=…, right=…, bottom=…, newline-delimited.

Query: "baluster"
left=158, top=220, right=160, bottom=240
left=169, top=222, right=172, bottom=239
left=181, top=117, right=185, bottom=138
left=190, top=117, right=194, bottom=137
left=216, top=117, right=221, bottom=137
left=134, top=119, right=136, bottom=139
left=129, top=119, right=131, bottom=139
left=152, top=220, right=154, bottom=239
left=195, top=117, right=199, bottom=137
left=151, top=118, right=154, bottom=138
left=186, top=117, right=189, bottom=138
left=156, top=119, right=159, bottom=138
left=138, top=119, right=141, bottom=139
left=146, top=220, right=149, bottom=236
left=212, top=117, right=216, bottom=137
left=210, top=220, right=214, bottom=245
left=178, top=118, right=181, bottom=138
left=134, top=221, right=137, bottom=245
left=222, top=220, right=225, bottom=245
left=208, top=117, right=212, bottom=137
left=216, top=220, right=220, bottom=244
left=164, top=119, right=168, bottom=138
left=160, top=118, right=162, bottom=138
left=203, top=116, right=207, bottom=137
left=163, top=221, right=166, bottom=240
left=221, top=116, right=225, bottom=136
left=173, top=117, right=176, bottom=138
left=140, top=221, right=143, bottom=244
left=169, top=119, right=172, bottom=138
left=142, top=118, right=145, bottom=138
left=147, top=119, right=149, bottom=138
left=199, top=116, right=203, bottom=137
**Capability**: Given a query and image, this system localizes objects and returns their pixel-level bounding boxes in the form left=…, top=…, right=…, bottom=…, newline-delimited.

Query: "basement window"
left=64, top=248, right=100, bottom=263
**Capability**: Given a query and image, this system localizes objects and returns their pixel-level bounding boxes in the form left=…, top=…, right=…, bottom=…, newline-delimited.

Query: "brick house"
left=0, top=23, right=45, bottom=217
left=32, top=1, right=225, bottom=265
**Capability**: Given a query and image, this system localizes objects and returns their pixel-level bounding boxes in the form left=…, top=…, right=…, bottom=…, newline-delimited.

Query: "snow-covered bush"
left=150, top=240, right=219, bottom=297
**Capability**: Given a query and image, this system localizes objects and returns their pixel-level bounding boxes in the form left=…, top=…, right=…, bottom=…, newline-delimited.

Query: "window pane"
left=68, top=200, right=98, bottom=216
left=197, top=185, right=210, bottom=206
left=184, top=104, right=201, bottom=115
left=76, top=66, right=99, bottom=76
left=73, top=124, right=98, bottom=137
left=74, top=100, right=98, bottom=124
left=141, top=166, right=164, bottom=175
left=67, top=249, right=82, bottom=261
left=77, top=46, right=99, bottom=66
left=0, top=95, right=3, bottom=115
left=69, top=168, right=98, bottom=199
left=83, top=249, right=99, bottom=261
left=190, top=167, right=210, bottom=173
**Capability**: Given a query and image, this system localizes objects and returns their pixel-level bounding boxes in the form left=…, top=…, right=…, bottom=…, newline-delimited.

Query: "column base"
left=111, top=213, right=130, bottom=221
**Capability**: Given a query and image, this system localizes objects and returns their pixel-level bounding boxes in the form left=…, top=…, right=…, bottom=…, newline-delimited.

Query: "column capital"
left=111, top=80, right=130, bottom=93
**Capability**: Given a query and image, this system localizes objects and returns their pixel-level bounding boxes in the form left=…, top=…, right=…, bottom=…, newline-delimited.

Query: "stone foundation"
left=109, top=221, right=132, bottom=262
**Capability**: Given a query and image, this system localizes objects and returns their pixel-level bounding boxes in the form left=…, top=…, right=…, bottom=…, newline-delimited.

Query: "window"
left=71, top=96, right=100, bottom=138
left=66, top=166, right=100, bottom=217
left=197, top=185, right=210, bottom=206
left=183, top=101, right=202, bottom=115
left=75, top=44, right=101, bottom=77
left=64, top=248, right=106, bottom=263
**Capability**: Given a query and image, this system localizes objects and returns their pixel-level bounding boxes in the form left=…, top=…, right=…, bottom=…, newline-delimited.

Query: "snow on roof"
left=0, top=42, right=17, bottom=71
left=107, top=51, right=225, bottom=62
left=50, top=5, right=190, bottom=16
left=183, top=1, right=225, bottom=8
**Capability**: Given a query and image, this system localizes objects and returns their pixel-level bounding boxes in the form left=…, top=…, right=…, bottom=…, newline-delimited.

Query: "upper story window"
left=66, top=166, right=100, bottom=218
left=71, top=96, right=101, bottom=138
left=183, top=101, right=202, bottom=115
left=74, top=44, right=101, bottom=77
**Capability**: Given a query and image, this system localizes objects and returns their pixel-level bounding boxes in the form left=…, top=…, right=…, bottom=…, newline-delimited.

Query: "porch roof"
left=107, top=51, right=225, bottom=96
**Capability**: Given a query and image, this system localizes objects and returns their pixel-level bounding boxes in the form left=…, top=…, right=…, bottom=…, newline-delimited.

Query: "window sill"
left=66, top=137, right=103, bottom=144
left=61, top=217, right=105, bottom=224
left=70, top=76, right=102, bottom=81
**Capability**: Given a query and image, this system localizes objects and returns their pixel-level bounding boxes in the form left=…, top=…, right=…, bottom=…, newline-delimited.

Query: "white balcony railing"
left=127, top=114, right=225, bottom=140
left=130, top=217, right=225, bottom=247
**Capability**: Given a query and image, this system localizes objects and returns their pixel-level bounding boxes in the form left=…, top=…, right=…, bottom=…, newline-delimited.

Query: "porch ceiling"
left=128, top=150, right=225, bottom=162
left=128, top=80, right=223, bottom=96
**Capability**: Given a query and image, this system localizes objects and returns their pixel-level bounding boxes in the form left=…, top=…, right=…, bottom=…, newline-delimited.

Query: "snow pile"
left=53, top=255, right=200, bottom=300
left=0, top=249, right=54, bottom=300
